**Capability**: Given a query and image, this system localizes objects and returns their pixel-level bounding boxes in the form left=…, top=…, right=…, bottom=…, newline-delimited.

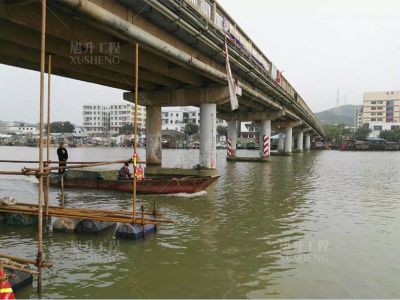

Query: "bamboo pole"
left=0, top=171, right=48, bottom=176
left=0, top=202, right=162, bottom=217
left=1, top=264, right=40, bottom=276
left=37, top=0, right=46, bottom=295
left=22, top=159, right=146, bottom=172
left=0, top=159, right=146, bottom=164
left=132, top=43, right=139, bottom=222
left=60, top=176, right=64, bottom=208
left=45, top=54, right=52, bottom=217
left=0, top=253, right=52, bottom=268
left=0, top=205, right=176, bottom=225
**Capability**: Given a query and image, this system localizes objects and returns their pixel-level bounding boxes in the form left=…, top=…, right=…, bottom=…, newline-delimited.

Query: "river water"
left=0, top=146, right=399, bottom=298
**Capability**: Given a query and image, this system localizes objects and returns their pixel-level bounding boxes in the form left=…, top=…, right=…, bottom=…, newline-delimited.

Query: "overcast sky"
left=1, top=0, right=399, bottom=125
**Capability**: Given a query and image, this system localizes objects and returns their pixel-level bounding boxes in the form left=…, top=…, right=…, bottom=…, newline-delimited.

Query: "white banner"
left=225, top=41, right=239, bottom=111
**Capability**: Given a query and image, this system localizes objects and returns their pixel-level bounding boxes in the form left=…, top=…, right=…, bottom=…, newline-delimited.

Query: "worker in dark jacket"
left=57, top=142, right=68, bottom=174
left=118, top=162, right=132, bottom=180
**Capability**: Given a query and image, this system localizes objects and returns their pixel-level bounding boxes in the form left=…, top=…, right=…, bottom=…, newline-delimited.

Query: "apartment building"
left=0, top=121, right=38, bottom=134
left=109, top=104, right=146, bottom=134
left=161, top=107, right=227, bottom=132
left=162, top=107, right=200, bottom=132
left=361, top=91, right=400, bottom=136
left=82, top=103, right=146, bottom=136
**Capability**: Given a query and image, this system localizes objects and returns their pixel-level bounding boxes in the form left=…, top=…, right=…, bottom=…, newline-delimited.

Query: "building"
left=162, top=107, right=200, bottom=132
left=361, top=91, right=400, bottom=137
left=0, top=122, right=38, bottom=135
left=82, top=104, right=109, bottom=135
left=82, top=103, right=146, bottom=136
left=109, top=103, right=146, bottom=134
left=355, top=105, right=363, bottom=128
left=161, top=106, right=227, bottom=132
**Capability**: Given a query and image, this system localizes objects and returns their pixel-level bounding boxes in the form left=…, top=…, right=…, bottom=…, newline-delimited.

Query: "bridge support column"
left=297, top=131, right=304, bottom=152
left=305, top=133, right=311, bottom=151
left=260, top=120, right=271, bottom=158
left=145, top=105, right=162, bottom=166
left=200, top=103, right=217, bottom=169
left=227, top=121, right=238, bottom=158
left=278, top=132, right=285, bottom=152
left=285, top=127, right=293, bottom=155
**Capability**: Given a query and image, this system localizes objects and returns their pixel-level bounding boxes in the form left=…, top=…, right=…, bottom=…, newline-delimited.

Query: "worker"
left=118, top=162, right=132, bottom=180
left=57, top=142, right=68, bottom=174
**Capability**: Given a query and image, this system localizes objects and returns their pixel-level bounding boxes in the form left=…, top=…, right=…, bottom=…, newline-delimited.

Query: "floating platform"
left=53, top=217, right=81, bottom=232
left=75, top=220, right=115, bottom=234
left=6, top=214, right=37, bottom=227
left=116, top=222, right=156, bottom=240
left=226, top=156, right=270, bottom=162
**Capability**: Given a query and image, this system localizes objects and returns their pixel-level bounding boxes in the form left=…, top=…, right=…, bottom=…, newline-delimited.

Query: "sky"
left=0, top=0, right=399, bottom=125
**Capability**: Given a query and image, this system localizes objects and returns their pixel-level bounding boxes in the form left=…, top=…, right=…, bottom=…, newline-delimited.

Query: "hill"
left=316, top=105, right=359, bottom=126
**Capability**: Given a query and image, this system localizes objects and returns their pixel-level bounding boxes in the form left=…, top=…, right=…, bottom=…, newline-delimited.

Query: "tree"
left=379, top=129, right=400, bottom=143
left=46, top=121, right=74, bottom=133
left=184, top=123, right=199, bottom=136
left=119, top=123, right=134, bottom=135
left=323, top=124, right=351, bottom=143
left=355, top=127, right=372, bottom=141
left=217, top=125, right=227, bottom=137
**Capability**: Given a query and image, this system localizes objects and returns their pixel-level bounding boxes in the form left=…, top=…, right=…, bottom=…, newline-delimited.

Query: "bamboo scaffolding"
left=0, top=171, right=48, bottom=176
left=0, top=253, right=52, bottom=268
left=37, top=0, right=46, bottom=295
left=0, top=160, right=146, bottom=164
left=0, top=203, right=175, bottom=224
left=1, top=264, right=39, bottom=276
left=45, top=54, right=52, bottom=216
left=5, top=203, right=162, bottom=217
left=132, top=43, right=139, bottom=223
left=22, top=159, right=146, bottom=172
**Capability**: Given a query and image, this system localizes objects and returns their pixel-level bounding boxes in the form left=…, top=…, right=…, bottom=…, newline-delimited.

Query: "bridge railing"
left=182, top=0, right=324, bottom=135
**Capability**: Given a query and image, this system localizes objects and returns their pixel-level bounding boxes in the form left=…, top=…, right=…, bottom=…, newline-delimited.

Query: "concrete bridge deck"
left=0, top=0, right=325, bottom=168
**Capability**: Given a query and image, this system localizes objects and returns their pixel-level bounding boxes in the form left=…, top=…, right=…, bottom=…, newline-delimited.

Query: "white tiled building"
left=361, top=91, right=400, bottom=137
left=82, top=103, right=146, bottom=136
left=162, top=107, right=200, bottom=132
left=0, top=122, right=38, bottom=134
left=161, top=107, right=227, bottom=132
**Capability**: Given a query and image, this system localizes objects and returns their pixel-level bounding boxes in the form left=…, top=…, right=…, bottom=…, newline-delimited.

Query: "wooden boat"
left=49, top=169, right=219, bottom=194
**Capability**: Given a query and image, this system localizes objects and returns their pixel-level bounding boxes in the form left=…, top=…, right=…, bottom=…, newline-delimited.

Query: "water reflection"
left=0, top=147, right=399, bottom=298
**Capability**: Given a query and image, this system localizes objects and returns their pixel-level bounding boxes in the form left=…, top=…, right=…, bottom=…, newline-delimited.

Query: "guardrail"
left=181, top=0, right=324, bottom=136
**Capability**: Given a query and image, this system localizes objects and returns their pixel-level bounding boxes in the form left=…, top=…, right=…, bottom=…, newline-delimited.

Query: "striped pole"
left=263, top=135, right=270, bottom=157
left=227, top=137, right=232, bottom=157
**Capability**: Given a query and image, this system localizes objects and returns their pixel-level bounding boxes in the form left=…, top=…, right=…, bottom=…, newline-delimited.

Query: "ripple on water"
left=1, top=148, right=400, bottom=298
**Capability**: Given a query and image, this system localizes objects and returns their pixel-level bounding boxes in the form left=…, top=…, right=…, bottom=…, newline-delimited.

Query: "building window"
left=391, top=125, right=399, bottom=130
left=371, top=101, right=376, bottom=104
left=373, top=126, right=382, bottom=131
left=371, top=107, right=376, bottom=110
left=371, top=118, right=376, bottom=121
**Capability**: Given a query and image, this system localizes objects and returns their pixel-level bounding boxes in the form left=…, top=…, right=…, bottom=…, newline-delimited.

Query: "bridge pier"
left=145, top=105, right=162, bottom=166
left=305, top=133, right=311, bottom=151
left=199, top=103, right=217, bottom=169
left=278, top=132, right=285, bottom=153
left=259, top=120, right=271, bottom=159
left=227, top=121, right=238, bottom=158
left=284, top=127, right=293, bottom=155
left=297, top=131, right=304, bottom=152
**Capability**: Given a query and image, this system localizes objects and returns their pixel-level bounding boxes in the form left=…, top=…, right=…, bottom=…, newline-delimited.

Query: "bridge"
left=0, top=0, right=325, bottom=171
